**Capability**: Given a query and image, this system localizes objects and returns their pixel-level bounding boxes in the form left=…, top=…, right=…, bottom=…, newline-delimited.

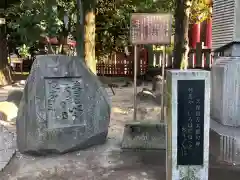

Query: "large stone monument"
left=210, top=0, right=240, bottom=165
left=166, top=70, right=210, bottom=180
left=211, top=57, right=240, bottom=126
left=210, top=56, right=240, bottom=164
left=16, top=55, right=111, bottom=155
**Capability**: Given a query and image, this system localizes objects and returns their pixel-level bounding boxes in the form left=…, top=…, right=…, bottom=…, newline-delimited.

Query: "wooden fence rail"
left=97, top=43, right=213, bottom=77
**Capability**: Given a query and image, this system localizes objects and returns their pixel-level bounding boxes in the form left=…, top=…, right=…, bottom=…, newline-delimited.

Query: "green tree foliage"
left=6, top=0, right=76, bottom=47
left=96, top=0, right=174, bottom=57
left=6, top=0, right=210, bottom=63
left=190, top=0, right=211, bottom=23
left=173, top=0, right=211, bottom=69
left=6, top=0, right=174, bottom=55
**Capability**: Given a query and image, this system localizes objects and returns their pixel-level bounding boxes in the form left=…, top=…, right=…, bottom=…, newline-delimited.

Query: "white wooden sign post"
left=130, top=13, right=172, bottom=121
left=166, top=70, right=210, bottom=180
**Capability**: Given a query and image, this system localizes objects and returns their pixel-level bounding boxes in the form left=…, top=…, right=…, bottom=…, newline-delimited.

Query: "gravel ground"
left=1, top=83, right=240, bottom=179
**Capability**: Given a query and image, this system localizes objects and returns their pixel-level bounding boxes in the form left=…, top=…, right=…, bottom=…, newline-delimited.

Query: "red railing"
left=97, top=45, right=213, bottom=77
left=97, top=47, right=148, bottom=76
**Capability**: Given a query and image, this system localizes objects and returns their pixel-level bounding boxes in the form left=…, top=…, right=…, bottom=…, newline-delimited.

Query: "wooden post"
left=192, top=23, right=201, bottom=67
left=195, top=42, right=202, bottom=68
left=204, top=49, right=211, bottom=69
left=188, top=50, right=194, bottom=68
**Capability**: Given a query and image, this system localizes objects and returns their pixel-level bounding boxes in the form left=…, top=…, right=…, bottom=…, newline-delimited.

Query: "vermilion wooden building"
left=189, top=0, right=212, bottom=61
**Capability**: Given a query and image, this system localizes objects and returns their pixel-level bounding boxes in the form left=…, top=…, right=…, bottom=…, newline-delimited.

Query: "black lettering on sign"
left=177, top=80, right=205, bottom=165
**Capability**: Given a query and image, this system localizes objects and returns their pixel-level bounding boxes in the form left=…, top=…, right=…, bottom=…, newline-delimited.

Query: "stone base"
left=121, top=122, right=166, bottom=150
left=120, top=118, right=240, bottom=165
left=22, top=131, right=108, bottom=156
left=210, top=119, right=240, bottom=165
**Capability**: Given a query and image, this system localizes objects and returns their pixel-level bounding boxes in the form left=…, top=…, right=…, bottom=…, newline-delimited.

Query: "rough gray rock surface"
left=0, top=125, right=16, bottom=171
left=16, top=55, right=111, bottom=155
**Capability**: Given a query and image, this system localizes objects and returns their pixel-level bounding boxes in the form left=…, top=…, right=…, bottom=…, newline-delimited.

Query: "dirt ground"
left=0, top=83, right=165, bottom=180
left=1, top=82, right=240, bottom=179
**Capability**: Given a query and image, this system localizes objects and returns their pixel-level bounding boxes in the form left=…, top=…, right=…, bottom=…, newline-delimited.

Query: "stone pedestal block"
left=211, top=57, right=240, bottom=127
left=166, top=70, right=210, bottom=180
left=210, top=119, right=240, bottom=165
left=16, top=55, right=111, bottom=155
left=121, top=122, right=166, bottom=150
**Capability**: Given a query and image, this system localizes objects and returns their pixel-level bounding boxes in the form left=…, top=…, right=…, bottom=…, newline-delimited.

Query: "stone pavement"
left=1, top=143, right=240, bottom=180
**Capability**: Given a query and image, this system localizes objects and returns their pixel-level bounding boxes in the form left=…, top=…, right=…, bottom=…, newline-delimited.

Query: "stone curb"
left=119, top=118, right=240, bottom=165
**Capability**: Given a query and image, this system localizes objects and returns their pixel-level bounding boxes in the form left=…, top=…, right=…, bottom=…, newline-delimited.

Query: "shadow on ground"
left=1, top=145, right=240, bottom=180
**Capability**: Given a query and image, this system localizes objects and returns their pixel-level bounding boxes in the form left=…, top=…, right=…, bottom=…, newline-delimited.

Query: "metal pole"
left=161, top=45, right=166, bottom=121
left=133, top=45, right=138, bottom=121
left=164, top=45, right=167, bottom=180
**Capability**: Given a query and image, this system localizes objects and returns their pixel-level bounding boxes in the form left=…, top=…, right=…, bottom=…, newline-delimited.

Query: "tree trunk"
left=77, top=0, right=96, bottom=74
left=0, top=24, right=12, bottom=85
left=76, top=0, right=84, bottom=58
left=173, top=0, right=192, bottom=69
left=83, top=0, right=96, bottom=74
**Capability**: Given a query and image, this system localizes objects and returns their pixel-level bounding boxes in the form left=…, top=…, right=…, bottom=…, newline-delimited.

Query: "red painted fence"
left=97, top=47, right=148, bottom=76
left=97, top=46, right=213, bottom=77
